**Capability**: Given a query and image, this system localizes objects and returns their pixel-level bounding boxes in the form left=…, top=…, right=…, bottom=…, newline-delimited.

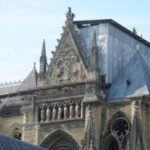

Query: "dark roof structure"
left=0, top=134, right=46, bottom=150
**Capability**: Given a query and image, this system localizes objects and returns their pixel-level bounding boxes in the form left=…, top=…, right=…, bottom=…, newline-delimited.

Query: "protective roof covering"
left=106, top=52, right=150, bottom=100
left=0, top=134, right=46, bottom=150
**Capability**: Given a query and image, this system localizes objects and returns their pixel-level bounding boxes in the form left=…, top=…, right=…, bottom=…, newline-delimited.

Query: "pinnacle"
left=41, top=39, right=46, bottom=56
left=92, top=30, right=97, bottom=48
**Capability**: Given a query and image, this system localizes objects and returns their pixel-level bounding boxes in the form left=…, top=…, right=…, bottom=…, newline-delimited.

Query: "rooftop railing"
left=0, top=80, right=22, bottom=88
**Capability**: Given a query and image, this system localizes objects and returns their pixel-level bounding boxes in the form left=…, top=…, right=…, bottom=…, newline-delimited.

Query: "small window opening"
left=126, top=80, right=131, bottom=86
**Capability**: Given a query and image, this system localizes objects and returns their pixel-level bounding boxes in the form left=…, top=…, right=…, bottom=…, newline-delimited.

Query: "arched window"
left=103, top=112, right=130, bottom=150
left=40, top=130, right=80, bottom=150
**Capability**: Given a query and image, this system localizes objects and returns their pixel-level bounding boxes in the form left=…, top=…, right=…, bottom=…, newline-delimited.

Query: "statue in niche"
left=69, top=102, right=74, bottom=119
left=63, top=103, right=68, bottom=119
left=46, top=105, right=50, bottom=121
left=75, top=102, right=80, bottom=118
left=40, top=105, right=45, bottom=122
left=52, top=104, right=57, bottom=120
left=58, top=105, right=62, bottom=120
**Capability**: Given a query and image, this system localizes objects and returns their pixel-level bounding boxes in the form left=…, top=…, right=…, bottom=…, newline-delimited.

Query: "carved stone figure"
left=63, top=103, right=68, bottom=119
left=69, top=103, right=74, bottom=119
left=58, top=105, right=62, bottom=120
left=52, top=104, right=57, bottom=120
left=46, top=105, right=50, bottom=122
left=75, top=103, right=80, bottom=118
left=40, top=105, right=45, bottom=122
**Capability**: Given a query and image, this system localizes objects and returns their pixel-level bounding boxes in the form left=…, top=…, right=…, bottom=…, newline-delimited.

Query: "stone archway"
left=40, top=130, right=80, bottom=150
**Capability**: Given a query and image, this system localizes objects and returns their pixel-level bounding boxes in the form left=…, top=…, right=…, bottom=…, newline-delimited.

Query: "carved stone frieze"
left=47, top=31, right=87, bottom=83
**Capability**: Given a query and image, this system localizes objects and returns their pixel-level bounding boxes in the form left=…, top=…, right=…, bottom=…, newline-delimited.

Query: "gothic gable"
left=46, top=28, right=88, bottom=83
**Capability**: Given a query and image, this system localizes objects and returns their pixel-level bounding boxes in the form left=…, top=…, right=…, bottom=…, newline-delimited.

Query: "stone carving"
left=48, top=31, right=87, bottom=83
left=52, top=104, right=57, bottom=120
left=75, top=102, right=80, bottom=118
left=63, top=103, right=68, bottom=119
left=69, top=102, right=74, bottom=119
left=46, top=105, right=50, bottom=122
left=40, top=105, right=45, bottom=122
left=37, top=100, right=81, bottom=123
left=58, top=105, right=62, bottom=120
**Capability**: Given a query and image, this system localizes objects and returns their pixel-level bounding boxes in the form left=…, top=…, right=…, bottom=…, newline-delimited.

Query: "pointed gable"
left=106, top=52, right=150, bottom=100
left=18, top=64, right=38, bottom=91
left=46, top=8, right=88, bottom=83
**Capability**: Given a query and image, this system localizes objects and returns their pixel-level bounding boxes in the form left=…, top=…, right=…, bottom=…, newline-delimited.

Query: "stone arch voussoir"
left=40, top=129, right=81, bottom=150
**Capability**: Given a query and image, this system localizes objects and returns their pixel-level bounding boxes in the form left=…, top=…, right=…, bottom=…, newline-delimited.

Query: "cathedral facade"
left=0, top=8, right=150, bottom=150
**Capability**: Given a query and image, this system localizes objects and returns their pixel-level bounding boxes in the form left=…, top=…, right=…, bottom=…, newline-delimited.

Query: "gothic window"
left=103, top=113, right=130, bottom=150
left=111, top=117, right=130, bottom=143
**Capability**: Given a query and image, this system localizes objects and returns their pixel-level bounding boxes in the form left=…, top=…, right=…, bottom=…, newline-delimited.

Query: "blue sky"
left=0, top=0, right=150, bottom=82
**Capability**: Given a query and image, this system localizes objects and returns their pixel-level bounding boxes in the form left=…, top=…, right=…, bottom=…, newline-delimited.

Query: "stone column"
left=35, top=106, right=39, bottom=122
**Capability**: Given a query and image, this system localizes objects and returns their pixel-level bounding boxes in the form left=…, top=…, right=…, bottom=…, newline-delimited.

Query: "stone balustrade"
left=0, top=80, right=22, bottom=88
left=35, top=101, right=82, bottom=123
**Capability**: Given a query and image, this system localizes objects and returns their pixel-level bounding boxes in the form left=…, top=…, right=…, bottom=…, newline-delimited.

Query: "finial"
left=41, top=39, right=46, bottom=56
left=33, top=62, right=36, bottom=69
left=66, top=7, right=75, bottom=25
left=133, top=27, right=137, bottom=34
left=136, top=44, right=140, bottom=51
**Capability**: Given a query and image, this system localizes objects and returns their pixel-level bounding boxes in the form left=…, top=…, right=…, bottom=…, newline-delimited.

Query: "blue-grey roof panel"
left=0, top=134, right=46, bottom=150
left=106, top=52, right=150, bottom=100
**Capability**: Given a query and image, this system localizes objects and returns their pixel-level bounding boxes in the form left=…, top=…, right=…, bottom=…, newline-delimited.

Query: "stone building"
left=0, top=8, right=150, bottom=150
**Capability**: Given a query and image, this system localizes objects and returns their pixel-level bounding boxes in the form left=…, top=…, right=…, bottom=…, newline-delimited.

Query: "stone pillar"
left=35, top=106, right=39, bottom=123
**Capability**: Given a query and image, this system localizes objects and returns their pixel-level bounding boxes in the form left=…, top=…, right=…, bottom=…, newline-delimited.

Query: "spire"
left=83, top=105, right=95, bottom=150
left=129, top=101, right=144, bottom=150
left=89, top=30, right=99, bottom=79
left=39, top=39, right=47, bottom=78
left=41, top=39, right=46, bottom=56
left=92, top=30, right=97, bottom=49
